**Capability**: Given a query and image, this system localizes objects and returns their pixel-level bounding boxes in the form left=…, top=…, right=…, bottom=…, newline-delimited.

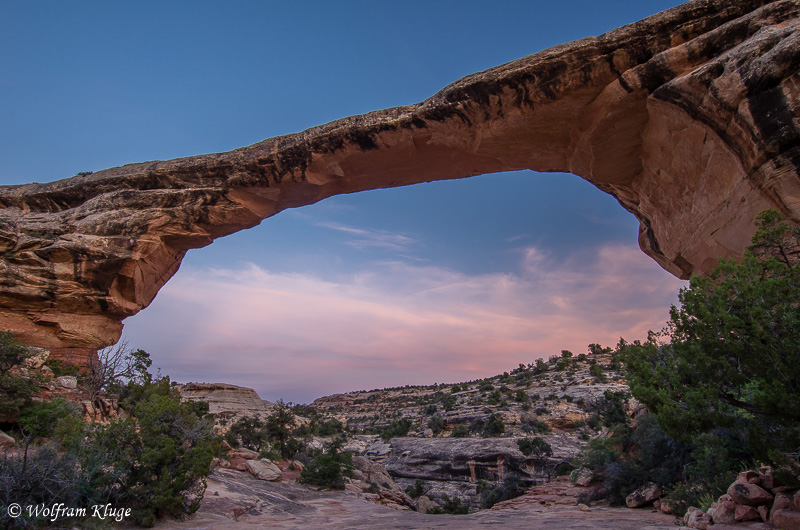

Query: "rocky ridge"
left=1, top=0, right=799, bottom=350
left=177, top=382, right=275, bottom=429
left=304, top=350, right=631, bottom=510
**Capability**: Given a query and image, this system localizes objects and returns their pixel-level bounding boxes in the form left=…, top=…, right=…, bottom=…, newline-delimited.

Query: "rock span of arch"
left=1, top=0, right=799, bottom=350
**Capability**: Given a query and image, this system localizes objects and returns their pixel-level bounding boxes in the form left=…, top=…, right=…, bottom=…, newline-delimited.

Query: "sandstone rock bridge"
left=1, top=0, right=799, bottom=355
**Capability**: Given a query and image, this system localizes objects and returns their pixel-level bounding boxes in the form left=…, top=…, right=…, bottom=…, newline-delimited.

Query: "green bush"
left=405, top=479, right=426, bottom=499
left=428, top=415, right=444, bottom=435
left=481, top=413, right=505, bottom=437
left=381, top=418, right=412, bottom=441
left=622, top=209, right=800, bottom=461
left=451, top=424, right=469, bottom=438
left=517, top=437, right=552, bottom=457
left=479, top=475, right=525, bottom=509
left=226, top=416, right=268, bottom=451
left=0, top=332, right=39, bottom=422
left=430, top=493, right=469, bottom=514
left=317, top=418, right=345, bottom=436
left=299, top=450, right=353, bottom=490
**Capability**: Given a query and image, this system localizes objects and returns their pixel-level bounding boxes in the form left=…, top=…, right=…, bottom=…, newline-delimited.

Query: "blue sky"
left=1, top=1, right=687, bottom=403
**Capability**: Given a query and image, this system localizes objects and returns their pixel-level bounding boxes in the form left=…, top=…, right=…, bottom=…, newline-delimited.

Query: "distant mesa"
left=0, top=0, right=799, bottom=350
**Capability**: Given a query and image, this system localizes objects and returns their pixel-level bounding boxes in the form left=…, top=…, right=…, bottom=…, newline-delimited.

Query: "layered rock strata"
left=178, top=382, right=275, bottom=428
left=1, top=0, right=799, bottom=348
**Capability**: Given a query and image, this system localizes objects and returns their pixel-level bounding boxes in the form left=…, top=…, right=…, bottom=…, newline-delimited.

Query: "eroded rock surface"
left=1, top=0, right=799, bottom=349
left=178, top=382, right=275, bottom=429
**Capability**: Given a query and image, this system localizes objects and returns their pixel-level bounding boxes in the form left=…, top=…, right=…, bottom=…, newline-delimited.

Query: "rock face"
left=1, top=0, right=799, bottom=349
left=178, top=383, right=275, bottom=428
left=384, top=436, right=577, bottom=509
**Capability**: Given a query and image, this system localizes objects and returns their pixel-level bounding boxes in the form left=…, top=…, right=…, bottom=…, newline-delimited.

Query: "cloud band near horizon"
left=122, top=242, right=686, bottom=404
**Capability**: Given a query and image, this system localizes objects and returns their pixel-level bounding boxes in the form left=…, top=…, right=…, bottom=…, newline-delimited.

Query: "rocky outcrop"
left=384, top=436, right=577, bottom=509
left=384, top=436, right=576, bottom=485
left=178, top=383, right=275, bottom=429
left=1, top=0, right=799, bottom=349
left=682, top=465, right=800, bottom=527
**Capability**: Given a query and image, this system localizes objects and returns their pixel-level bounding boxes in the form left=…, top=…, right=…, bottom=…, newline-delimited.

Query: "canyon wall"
left=1, top=0, right=799, bottom=349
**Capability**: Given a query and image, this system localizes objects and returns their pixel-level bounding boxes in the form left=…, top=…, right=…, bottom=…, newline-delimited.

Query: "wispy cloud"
left=122, top=243, right=686, bottom=403
left=316, top=222, right=416, bottom=251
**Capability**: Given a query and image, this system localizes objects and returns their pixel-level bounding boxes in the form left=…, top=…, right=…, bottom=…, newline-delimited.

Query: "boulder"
left=56, top=376, right=77, bottom=389
left=738, top=470, right=760, bottom=484
left=245, top=459, right=282, bottom=481
left=734, top=504, right=761, bottom=522
left=727, top=482, right=773, bottom=506
left=351, top=456, right=414, bottom=508
left=684, top=507, right=713, bottom=530
left=228, top=457, right=249, bottom=472
left=22, top=347, right=49, bottom=369
left=290, top=460, right=304, bottom=472
left=570, top=467, right=594, bottom=487
left=625, top=482, right=661, bottom=508
left=416, top=496, right=439, bottom=514
left=0, top=430, right=15, bottom=450
left=211, top=457, right=230, bottom=469
left=772, top=492, right=794, bottom=519
left=228, top=448, right=259, bottom=460
left=772, top=509, right=800, bottom=530
left=708, top=499, right=736, bottom=525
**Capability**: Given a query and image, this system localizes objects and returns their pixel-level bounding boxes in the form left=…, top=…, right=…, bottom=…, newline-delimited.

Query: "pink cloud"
left=122, top=243, right=686, bottom=403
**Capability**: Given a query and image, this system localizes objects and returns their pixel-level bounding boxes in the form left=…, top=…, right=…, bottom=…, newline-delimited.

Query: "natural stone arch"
left=0, top=0, right=798, bottom=350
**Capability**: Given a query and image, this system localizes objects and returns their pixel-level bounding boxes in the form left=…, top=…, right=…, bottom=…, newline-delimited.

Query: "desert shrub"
left=589, top=363, right=606, bottom=383
left=17, top=398, right=83, bottom=448
left=299, top=449, right=353, bottom=490
left=622, top=210, right=800, bottom=461
left=381, top=417, right=412, bottom=441
left=517, top=437, right=552, bottom=457
left=0, top=445, right=82, bottom=528
left=317, top=418, right=345, bottom=436
left=2, top=382, right=215, bottom=528
left=0, top=332, right=38, bottom=422
left=451, top=424, right=469, bottom=438
left=226, top=416, right=268, bottom=451
left=481, top=413, right=505, bottom=437
left=521, top=417, right=550, bottom=434
left=405, top=478, right=426, bottom=499
left=428, top=415, right=444, bottom=435
left=86, top=341, right=152, bottom=401
left=479, top=475, right=525, bottom=508
left=44, top=358, right=81, bottom=377
left=430, top=493, right=469, bottom=514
